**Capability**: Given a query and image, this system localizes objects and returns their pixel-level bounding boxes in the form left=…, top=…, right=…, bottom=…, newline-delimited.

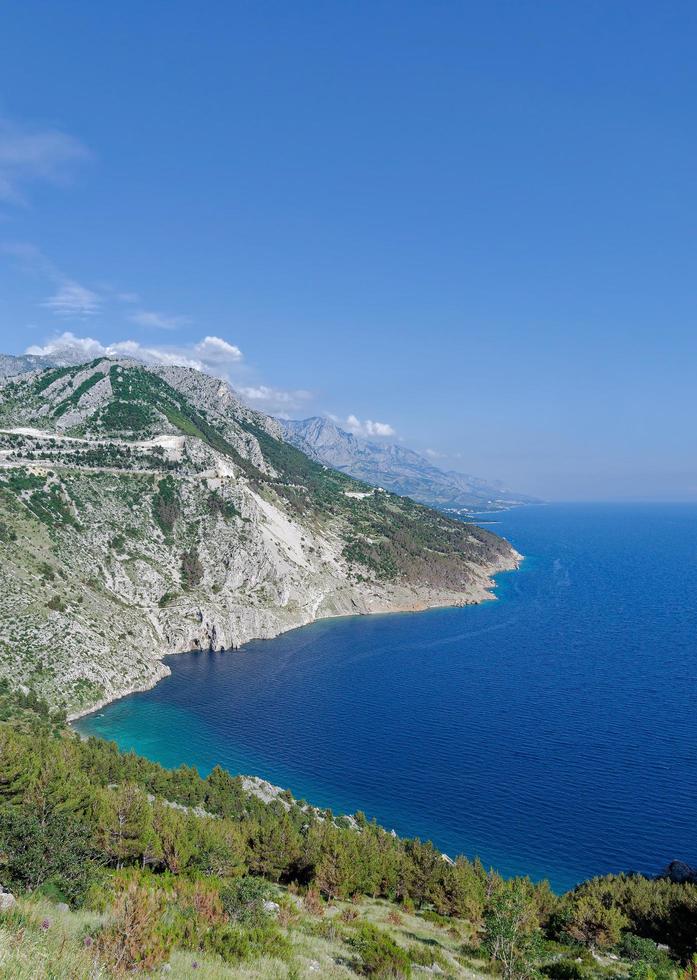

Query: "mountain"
left=0, top=352, right=79, bottom=379
left=280, top=416, right=536, bottom=512
left=0, top=358, right=519, bottom=714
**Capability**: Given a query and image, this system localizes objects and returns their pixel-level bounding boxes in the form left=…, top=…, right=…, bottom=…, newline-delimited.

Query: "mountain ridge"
left=0, top=351, right=84, bottom=378
left=1, top=353, right=537, bottom=510
left=281, top=415, right=536, bottom=512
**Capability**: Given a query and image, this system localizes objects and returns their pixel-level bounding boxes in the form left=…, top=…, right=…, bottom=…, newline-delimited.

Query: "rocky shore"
left=68, top=545, right=521, bottom=722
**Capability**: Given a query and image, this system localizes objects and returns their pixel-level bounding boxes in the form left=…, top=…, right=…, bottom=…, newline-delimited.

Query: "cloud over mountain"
left=237, top=384, right=313, bottom=413
left=25, top=331, right=243, bottom=375
left=343, top=414, right=396, bottom=438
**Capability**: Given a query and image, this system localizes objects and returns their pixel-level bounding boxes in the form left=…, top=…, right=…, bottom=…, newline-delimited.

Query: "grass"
left=0, top=889, right=495, bottom=979
left=0, top=898, right=107, bottom=979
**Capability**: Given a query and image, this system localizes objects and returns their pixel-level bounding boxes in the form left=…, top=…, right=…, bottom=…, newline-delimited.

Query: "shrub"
left=0, top=521, right=17, bottom=542
left=407, top=942, right=449, bottom=970
left=619, top=933, right=675, bottom=966
left=204, top=923, right=292, bottom=964
left=347, top=921, right=412, bottom=978
left=542, top=959, right=589, bottom=980
left=617, top=933, right=677, bottom=980
left=304, top=887, right=325, bottom=917
left=181, top=547, right=203, bottom=589
left=484, top=880, right=541, bottom=980
left=0, top=805, right=98, bottom=905
left=553, top=874, right=697, bottom=959
left=682, top=954, right=697, bottom=980
left=96, top=881, right=168, bottom=972
left=561, top=894, right=628, bottom=949
left=219, top=876, right=274, bottom=927
left=277, top=900, right=299, bottom=928
left=207, top=492, right=239, bottom=520
left=153, top=477, right=179, bottom=534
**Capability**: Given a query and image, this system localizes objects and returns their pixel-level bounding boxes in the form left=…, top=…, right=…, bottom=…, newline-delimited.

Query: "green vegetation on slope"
left=231, top=412, right=511, bottom=586
left=0, top=686, right=694, bottom=978
left=52, top=370, right=103, bottom=418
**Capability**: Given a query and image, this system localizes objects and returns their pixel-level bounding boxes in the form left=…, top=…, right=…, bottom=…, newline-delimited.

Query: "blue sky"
left=0, top=2, right=695, bottom=500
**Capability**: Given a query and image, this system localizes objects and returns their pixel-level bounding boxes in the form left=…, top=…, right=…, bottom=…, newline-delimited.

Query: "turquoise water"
left=76, top=504, right=697, bottom=892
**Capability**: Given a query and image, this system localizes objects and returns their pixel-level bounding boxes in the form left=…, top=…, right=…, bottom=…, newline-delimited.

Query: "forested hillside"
left=0, top=685, right=695, bottom=978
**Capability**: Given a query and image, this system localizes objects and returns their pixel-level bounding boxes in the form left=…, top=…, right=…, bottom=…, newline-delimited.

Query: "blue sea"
left=75, top=504, right=697, bottom=892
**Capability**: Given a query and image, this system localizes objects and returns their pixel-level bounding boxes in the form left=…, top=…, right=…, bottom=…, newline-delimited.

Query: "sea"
left=75, top=503, right=697, bottom=892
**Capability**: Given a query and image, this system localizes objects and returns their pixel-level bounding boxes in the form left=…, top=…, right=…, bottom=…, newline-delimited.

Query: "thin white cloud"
left=237, top=384, right=313, bottom=413
left=1, top=241, right=47, bottom=266
left=424, top=448, right=446, bottom=459
left=0, top=116, right=90, bottom=205
left=25, top=331, right=243, bottom=375
left=3, top=244, right=195, bottom=332
left=2, top=242, right=102, bottom=318
left=128, top=309, right=190, bottom=330
left=344, top=414, right=396, bottom=438
left=41, top=279, right=101, bottom=317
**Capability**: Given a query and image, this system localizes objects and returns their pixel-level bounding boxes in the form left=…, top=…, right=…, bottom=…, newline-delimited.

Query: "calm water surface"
left=76, top=504, right=697, bottom=891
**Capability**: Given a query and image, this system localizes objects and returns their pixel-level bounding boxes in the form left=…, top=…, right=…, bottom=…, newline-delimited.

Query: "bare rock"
left=0, top=891, right=17, bottom=911
left=662, top=860, right=697, bottom=884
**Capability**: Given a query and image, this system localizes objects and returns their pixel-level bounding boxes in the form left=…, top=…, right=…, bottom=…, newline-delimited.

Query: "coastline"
left=69, top=547, right=522, bottom=724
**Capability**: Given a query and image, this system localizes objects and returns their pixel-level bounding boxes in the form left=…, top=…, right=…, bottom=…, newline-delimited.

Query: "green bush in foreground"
left=204, top=921, right=293, bottom=965
left=219, top=875, right=275, bottom=926
left=0, top=683, right=694, bottom=978
left=347, top=921, right=412, bottom=977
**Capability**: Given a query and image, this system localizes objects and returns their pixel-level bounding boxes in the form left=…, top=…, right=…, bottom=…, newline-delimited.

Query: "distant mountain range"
left=0, top=352, right=83, bottom=379
left=280, top=416, right=537, bottom=511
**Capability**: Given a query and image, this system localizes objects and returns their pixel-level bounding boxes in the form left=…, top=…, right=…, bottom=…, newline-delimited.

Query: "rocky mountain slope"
left=0, top=352, right=79, bottom=379
left=281, top=416, right=536, bottom=512
left=0, top=358, right=519, bottom=715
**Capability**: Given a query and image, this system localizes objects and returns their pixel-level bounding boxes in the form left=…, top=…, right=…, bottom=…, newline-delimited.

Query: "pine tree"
left=97, top=783, right=156, bottom=869
left=484, top=879, right=542, bottom=980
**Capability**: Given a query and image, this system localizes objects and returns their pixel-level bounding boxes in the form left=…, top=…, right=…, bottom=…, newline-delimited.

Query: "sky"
left=0, top=2, right=695, bottom=501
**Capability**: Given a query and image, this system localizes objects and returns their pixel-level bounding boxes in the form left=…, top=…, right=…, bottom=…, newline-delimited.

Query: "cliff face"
left=0, top=359, right=519, bottom=714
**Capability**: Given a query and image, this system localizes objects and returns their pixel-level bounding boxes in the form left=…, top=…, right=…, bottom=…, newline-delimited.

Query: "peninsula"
left=0, top=357, right=519, bottom=716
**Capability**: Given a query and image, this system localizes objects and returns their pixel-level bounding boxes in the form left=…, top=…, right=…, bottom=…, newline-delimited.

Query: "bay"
left=76, top=503, right=697, bottom=892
